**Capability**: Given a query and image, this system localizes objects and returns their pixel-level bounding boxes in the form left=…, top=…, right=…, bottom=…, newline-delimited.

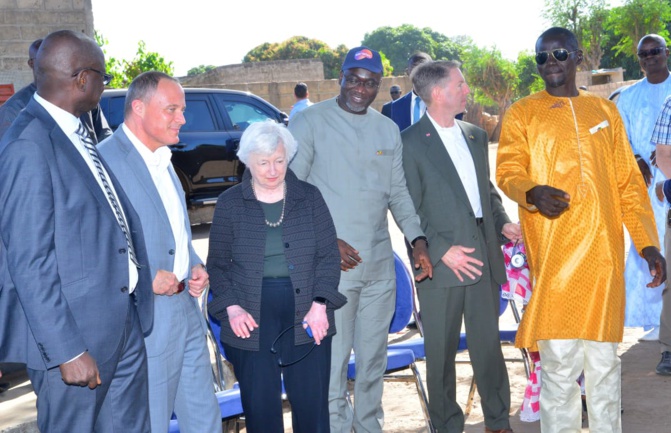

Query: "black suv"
left=99, top=88, right=288, bottom=223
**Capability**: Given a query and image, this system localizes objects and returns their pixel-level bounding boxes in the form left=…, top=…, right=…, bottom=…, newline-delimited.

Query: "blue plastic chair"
left=346, top=253, right=435, bottom=433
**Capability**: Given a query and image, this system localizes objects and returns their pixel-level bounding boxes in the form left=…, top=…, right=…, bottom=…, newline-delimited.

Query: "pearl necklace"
left=251, top=180, right=286, bottom=228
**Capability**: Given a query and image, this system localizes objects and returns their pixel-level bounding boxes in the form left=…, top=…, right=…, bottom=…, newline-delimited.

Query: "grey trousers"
left=328, top=278, right=395, bottom=433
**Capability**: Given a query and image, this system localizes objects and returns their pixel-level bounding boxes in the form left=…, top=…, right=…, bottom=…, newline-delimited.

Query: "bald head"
left=34, top=30, right=106, bottom=116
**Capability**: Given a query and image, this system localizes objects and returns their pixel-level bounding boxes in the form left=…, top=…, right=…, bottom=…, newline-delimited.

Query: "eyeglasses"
left=270, top=323, right=316, bottom=367
left=535, top=49, right=579, bottom=65
left=72, top=68, right=113, bottom=86
left=637, top=47, right=666, bottom=59
left=343, top=75, right=380, bottom=90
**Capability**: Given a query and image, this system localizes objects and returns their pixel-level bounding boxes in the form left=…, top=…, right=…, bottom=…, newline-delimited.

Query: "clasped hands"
left=153, top=264, right=209, bottom=297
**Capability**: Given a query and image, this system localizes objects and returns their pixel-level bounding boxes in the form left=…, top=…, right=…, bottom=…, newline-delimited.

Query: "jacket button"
left=288, top=264, right=294, bottom=270
left=120, top=286, right=128, bottom=293
left=168, top=249, right=175, bottom=255
left=119, top=248, right=126, bottom=254
left=284, top=243, right=289, bottom=248
left=295, top=288, right=300, bottom=294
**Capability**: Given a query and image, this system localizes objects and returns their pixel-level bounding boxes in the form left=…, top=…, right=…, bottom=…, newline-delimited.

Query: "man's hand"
left=527, top=185, right=570, bottom=217
left=636, top=156, right=653, bottom=187
left=502, top=223, right=522, bottom=241
left=59, top=352, right=101, bottom=389
left=656, top=181, right=666, bottom=203
left=188, top=264, right=209, bottom=298
left=441, top=245, right=483, bottom=282
left=642, top=246, right=667, bottom=288
left=152, top=269, right=180, bottom=296
left=411, top=240, right=433, bottom=281
left=227, top=305, right=258, bottom=339
left=303, top=302, right=329, bottom=345
left=337, top=239, right=362, bottom=271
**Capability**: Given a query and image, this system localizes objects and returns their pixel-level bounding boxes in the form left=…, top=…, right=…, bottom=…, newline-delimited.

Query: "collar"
left=121, top=123, right=172, bottom=171
left=33, top=93, right=80, bottom=137
left=426, top=111, right=459, bottom=133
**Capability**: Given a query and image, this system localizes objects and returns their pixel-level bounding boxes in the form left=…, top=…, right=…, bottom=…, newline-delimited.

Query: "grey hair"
left=237, top=120, right=298, bottom=165
left=411, top=60, right=461, bottom=105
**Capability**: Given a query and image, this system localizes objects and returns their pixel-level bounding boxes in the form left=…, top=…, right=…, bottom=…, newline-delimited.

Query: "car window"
left=182, top=99, right=217, bottom=132
left=106, top=96, right=125, bottom=129
left=221, top=100, right=276, bottom=131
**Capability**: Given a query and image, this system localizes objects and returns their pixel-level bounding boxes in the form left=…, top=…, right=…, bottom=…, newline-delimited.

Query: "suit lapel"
left=418, top=115, right=472, bottom=209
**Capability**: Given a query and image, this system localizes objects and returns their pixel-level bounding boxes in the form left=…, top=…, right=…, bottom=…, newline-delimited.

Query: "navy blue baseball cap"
left=341, top=46, right=383, bottom=74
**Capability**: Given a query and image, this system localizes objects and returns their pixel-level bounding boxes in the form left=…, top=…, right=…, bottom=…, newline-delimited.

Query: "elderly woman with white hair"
left=208, top=120, right=346, bottom=433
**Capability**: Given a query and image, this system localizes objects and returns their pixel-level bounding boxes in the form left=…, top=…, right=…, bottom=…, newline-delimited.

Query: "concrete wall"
left=0, top=0, right=94, bottom=91
left=180, top=59, right=325, bottom=87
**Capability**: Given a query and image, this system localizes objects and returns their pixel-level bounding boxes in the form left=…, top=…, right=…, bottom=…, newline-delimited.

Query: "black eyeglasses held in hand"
left=535, top=49, right=579, bottom=65
left=637, top=47, right=666, bottom=59
left=270, top=322, right=316, bottom=367
left=72, top=68, right=114, bottom=86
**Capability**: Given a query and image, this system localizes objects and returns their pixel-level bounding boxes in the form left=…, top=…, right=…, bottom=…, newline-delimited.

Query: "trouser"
left=537, top=339, right=621, bottom=433
left=225, top=278, right=331, bottom=433
left=660, top=222, right=671, bottom=352
left=329, top=278, right=395, bottom=433
left=28, top=296, right=150, bottom=433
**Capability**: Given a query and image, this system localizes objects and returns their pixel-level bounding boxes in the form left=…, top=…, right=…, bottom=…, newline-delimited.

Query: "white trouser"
left=537, top=339, right=621, bottom=433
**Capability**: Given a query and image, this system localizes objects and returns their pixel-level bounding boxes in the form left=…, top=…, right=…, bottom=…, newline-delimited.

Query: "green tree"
left=516, top=51, right=545, bottom=98
left=606, top=0, right=671, bottom=61
left=462, top=46, right=518, bottom=141
left=187, top=65, right=216, bottom=76
left=542, top=0, right=608, bottom=70
left=361, top=24, right=461, bottom=74
left=243, top=36, right=347, bottom=79
left=95, top=33, right=174, bottom=88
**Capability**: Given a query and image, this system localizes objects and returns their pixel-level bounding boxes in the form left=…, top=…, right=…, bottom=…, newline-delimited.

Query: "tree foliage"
left=243, top=36, right=349, bottom=79
left=95, top=32, right=174, bottom=88
left=187, top=65, right=216, bottom=76
left=543, top=0, right=608, bottom=70
left=516, top=51, right=545, bottom=98
left=462, top=46, right=518, bottom=141
left=605, top=0, right=671, bottom=62
left=361, top=24, right=461, bottom=74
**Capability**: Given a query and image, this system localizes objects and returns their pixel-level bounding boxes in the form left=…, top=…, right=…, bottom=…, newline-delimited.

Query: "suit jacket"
left=381, top=101, right=392, bottom=118
left=401, top=115, right=510, bottom=289
left=390, top=91, right=413, bottom=132
left=98, top=127, right=205, bottom=356
left=0, top=99, right=153, bottom=369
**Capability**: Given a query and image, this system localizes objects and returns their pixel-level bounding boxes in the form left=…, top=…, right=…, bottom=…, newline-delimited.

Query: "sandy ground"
left=2, top=143, right=671, bottom=432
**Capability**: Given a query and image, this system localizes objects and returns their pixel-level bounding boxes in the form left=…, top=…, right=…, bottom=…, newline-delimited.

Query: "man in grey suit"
left=290, top=46, right=433, bottom=433
left=401, top=61, right=520, bottom=433
left=0, top=30, right=153, bottom=432
left=99, top=71, right=221, bottom=433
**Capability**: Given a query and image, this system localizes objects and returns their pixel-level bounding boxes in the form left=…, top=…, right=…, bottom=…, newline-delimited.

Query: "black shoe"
left=655, top=351, right=671, bottom=375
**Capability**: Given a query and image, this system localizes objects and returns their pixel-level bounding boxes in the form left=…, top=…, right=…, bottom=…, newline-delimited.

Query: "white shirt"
left=427, top=112, right=482, bottom=218
left=34, top=93, right=139, bottom=291
left=122, top=124, right=190, bottom=281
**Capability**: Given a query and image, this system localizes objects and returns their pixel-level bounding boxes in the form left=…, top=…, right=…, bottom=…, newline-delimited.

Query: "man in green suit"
left=401, top=60, right=521, bottom=433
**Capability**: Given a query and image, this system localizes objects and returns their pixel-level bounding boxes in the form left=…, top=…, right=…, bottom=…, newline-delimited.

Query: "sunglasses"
left=637, top=47, right=666, bottom=59
left=535, top=49, right=579, bottom=65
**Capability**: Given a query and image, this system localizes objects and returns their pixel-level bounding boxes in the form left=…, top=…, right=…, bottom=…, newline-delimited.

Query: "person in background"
left=98, top=71, right=221, bottom=433
left=288, top=82, right=313, bottom=121
left=381, top=85, right=402, bottom=117
left=616, top=34, right=671, bottom=342
left=389, top=52, right=433, bottom=131
left=497, top=27, right=665, bottom=433
left=208, top=121, right=346, bottom=433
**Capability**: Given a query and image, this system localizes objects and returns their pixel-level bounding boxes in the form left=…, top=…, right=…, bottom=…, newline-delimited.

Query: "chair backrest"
left=389, top=252, right=414, bottom=333
left=206, top=290, right=227, bottom=360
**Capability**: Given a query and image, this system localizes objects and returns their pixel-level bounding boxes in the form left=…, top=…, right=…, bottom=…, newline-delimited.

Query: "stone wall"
left=179, top=59, right=325, bottom=87
left=0, top=0, right=94, bottom=91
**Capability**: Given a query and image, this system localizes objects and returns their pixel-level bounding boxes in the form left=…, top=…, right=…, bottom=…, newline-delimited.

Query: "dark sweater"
left=208, top=168, right=346, bottom=350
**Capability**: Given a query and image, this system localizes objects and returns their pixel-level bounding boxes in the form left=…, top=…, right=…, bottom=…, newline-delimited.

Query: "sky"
left=90, top=0, right=599, bottom=77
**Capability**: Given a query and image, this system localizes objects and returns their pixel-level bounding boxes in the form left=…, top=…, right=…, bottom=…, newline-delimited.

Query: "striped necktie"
left=76, top=123, right=140, bottom=267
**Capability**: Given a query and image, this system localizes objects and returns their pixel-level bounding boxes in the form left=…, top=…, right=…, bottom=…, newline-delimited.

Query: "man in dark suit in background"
left=381, top=85, right=402, bottom=117
left=390, top=52, right=432, bottom=131
left=0, top=30, right=153, bottom=432
left=401, top=60, right=519, bottom=433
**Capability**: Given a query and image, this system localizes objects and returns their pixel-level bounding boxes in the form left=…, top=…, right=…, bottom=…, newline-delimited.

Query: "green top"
left=260, top=200, right=289, bottom=278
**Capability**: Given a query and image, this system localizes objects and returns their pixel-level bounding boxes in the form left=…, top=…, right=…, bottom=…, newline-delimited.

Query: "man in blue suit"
left=390, top=52, right=432, bottom=132
left=99, top=71, right=221, bottom=433
left=0, top=30, right=153, bottom=432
